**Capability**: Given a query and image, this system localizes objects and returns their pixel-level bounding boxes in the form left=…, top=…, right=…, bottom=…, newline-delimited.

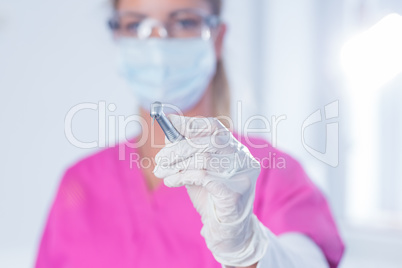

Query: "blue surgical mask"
left=117, top=38, right=217, bottom=112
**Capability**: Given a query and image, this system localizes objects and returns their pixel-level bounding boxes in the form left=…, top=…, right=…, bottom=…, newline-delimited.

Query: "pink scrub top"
left=35, top=134, right=344, bottom=268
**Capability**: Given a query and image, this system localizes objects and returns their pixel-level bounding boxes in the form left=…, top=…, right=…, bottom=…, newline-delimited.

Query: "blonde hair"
left=111, top=0, right=231, bottom=118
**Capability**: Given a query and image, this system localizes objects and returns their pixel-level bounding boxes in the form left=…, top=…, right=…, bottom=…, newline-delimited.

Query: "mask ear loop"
left=138, top=18, right=168, bottom=39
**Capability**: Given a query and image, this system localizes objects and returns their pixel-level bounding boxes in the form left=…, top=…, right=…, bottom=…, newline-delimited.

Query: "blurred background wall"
left=1, top=0, right=402, bottom=267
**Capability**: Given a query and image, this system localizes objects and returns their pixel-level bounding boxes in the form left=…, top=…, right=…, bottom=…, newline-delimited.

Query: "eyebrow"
left=170, top=8, right=209, bottom=18
left=115, top=10, right=147, bottom=18
left=116, top=8, right=209, bottom=19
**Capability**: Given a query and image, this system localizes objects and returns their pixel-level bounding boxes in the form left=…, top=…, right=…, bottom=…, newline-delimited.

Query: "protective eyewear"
left=108, top=9, right=220, bottom=40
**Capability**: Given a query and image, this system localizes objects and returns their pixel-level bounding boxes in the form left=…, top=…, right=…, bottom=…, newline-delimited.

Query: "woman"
left=35, top=0, right=344, bottom=267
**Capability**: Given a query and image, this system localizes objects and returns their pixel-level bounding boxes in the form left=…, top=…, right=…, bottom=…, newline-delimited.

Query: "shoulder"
left=55, top=142, right=138, bottom=207
left=234, top=133, right=316, bottom=198
left=62, top=140, right=136, bottom=185
left=234, top=133, right=304, bottom=173
left=66, top=145, right=120, bottom=176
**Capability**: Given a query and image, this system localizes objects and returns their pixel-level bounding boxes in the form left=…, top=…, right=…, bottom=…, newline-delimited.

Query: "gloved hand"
left=154, top=115, right=269, bottom=267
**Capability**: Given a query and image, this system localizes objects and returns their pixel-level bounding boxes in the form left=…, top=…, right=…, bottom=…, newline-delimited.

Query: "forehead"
left=117, top=0, right=211, bottom=15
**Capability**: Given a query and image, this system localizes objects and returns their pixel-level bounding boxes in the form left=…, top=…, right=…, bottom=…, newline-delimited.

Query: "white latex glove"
left=246, top=232, right=329, bottom=268
left=154, top=115, right=269, bottom=267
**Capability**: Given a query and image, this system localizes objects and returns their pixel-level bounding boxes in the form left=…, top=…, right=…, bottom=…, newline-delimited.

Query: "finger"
left=205, top=174, right=254, bottom=196
left=155, top=136, right=217, bottom=164
left=155, top=150, right=247, bottom=179
left=163, top=169, right=209, bottom=188
left=156, top=134, right=239, bottom=167
left=167, top=114, right=228, bottom=139
left=153, top=153, right=210, bottom=178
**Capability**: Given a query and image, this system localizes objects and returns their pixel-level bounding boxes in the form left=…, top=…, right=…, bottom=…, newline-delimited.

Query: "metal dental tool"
left=150, top=102, right=186, bottom=143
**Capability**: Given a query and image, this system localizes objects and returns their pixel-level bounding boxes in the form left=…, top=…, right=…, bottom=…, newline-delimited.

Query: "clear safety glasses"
left=108, top=9, right=220, bottom=40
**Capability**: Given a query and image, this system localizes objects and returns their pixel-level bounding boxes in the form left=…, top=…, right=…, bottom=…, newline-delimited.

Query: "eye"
left=117, top=14, right=145, bottom=34
left=125, top=21, right=141, bottom=32
left=177, top=18, right=199, bottom=29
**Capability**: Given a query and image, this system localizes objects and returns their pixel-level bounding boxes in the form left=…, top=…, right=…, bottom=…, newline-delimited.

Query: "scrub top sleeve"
left=254, top=151, right=345, bottom=268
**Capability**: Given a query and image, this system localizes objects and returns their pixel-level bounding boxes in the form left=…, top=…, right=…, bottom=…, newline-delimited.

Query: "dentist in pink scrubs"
left=35, top=0, right=345, bottom=267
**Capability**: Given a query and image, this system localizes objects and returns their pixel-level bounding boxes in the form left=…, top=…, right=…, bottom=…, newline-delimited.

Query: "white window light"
left=341, top=13, right=402, bottom=91
left=341, top=13, right=402, bottom=227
